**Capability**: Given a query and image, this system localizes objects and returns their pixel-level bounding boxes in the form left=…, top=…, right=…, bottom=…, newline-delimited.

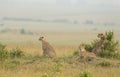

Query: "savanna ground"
left=0, top=21, right=120, bottom=77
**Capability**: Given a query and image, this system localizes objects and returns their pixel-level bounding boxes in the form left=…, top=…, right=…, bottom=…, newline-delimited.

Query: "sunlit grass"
left=0, top=29, right=120, bottom=77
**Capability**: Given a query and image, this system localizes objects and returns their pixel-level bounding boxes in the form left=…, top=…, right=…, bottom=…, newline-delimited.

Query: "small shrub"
left=10, top=48, right=25, bottom=58
left=97, top=60, right=111, bottom=67
left=0, top=43, right=9, bottom=61
left=10, top=60, right=20, bottom=65
left=52, top=63, right=63, bottom=72
left=73, top=51, right=79, bottom=56
left=83, top=44, right=92, bottom=52
left=20, top=28, right=26, bottom=34
left=42, top=73, right=49, bottom=77
left=80, top=71, right=92, bottom=77
left=5, top=60, right=21, bottom=69
left=106, top=31, right=114, bottom=41
left=0, top=50, right=9, bottom=61
left=99, top=31, right=119, bottom=58
left=83, top=40, right=99, bottom=52
left=99, top=50, right=120, bottom=59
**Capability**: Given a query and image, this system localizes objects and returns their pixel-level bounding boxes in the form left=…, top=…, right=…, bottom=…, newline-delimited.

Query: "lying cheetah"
left=78, top=44, right=97, bottom=59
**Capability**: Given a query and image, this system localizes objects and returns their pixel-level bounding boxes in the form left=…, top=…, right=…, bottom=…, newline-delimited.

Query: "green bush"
left=80, top=71, right=92, bottom=77
left=84, top=31, right=119, bottom=59
left=99, top=31, right=119, bottom=58
left=0, top=43, right=9, bottom=61
left=42, top=73, right=49, bottom=77
left=73, top=51, right=79, bottom=56
left=0, top=43, right=26, bottom=61
left=83, top=40, right=99, bottom=52
left=0, top=50, right=9, bottom=61
left=10, top=48, right=25, bottom=58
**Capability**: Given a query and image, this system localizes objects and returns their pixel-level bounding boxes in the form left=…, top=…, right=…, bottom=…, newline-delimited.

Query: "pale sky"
left=0, top=0, right=120, bottom=18
left=0, top=0, right=120, bottom=5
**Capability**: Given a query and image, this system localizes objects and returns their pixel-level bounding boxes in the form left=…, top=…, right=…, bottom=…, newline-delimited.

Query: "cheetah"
left=78, top=44, right=97, bottom=59
left=92, top=33, right=106, bottom=55
left=39, top=36, right=56, bottom=58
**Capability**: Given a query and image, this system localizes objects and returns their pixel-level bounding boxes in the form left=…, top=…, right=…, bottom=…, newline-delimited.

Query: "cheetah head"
left=97, top=33, right=105, bottom=39
left=39, top=36, right=44, bottom=41
left=79, top=44, right=86, bottom=52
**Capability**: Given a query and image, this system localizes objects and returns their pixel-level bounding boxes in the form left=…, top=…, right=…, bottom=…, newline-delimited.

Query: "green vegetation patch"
left=79, top=70, right=92, bottom=77
left=83, top=31, right=120, bottom=59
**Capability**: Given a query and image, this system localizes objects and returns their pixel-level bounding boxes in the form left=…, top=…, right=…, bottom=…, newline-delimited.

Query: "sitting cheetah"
left=78, top=44, right=97, bottom=59
left=39, top=36, right=56, bottom=58
left=92, top=33, right=106, bottom=55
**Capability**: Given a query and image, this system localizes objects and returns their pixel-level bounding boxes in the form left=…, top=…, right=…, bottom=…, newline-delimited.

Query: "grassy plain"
left=0, top=21, right=120, bottom=77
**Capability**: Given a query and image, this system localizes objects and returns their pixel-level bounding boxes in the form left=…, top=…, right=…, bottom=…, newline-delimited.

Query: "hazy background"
left=0, top=0, right=120, bottom=19
left=0, top=0, right=120, bottom=55
left=0, top=0, right=120, bottom=42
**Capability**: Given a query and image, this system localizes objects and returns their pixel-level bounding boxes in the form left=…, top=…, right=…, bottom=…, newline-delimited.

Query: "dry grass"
left=0, top=58, right=120, bottom=77
left=0, top=29, right=120, bottom=77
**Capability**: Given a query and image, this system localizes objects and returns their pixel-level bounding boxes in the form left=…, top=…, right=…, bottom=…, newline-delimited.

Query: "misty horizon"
left=0, top=0, right=120, bottom=26
left=0, top=0, right=120, bottom=18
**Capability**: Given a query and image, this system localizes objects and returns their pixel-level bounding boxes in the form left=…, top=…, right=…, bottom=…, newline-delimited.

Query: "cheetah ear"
left=98, top=33, right=103, bottom=36
left=101, top=33, right=104, bottom=35
left=41, top=36, right=44, bottom=38
left=40, top=36, right=44, bottom=39
left=98, top=33, right=101, bottom=35
left=39, top=36, right=44, bottom=40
